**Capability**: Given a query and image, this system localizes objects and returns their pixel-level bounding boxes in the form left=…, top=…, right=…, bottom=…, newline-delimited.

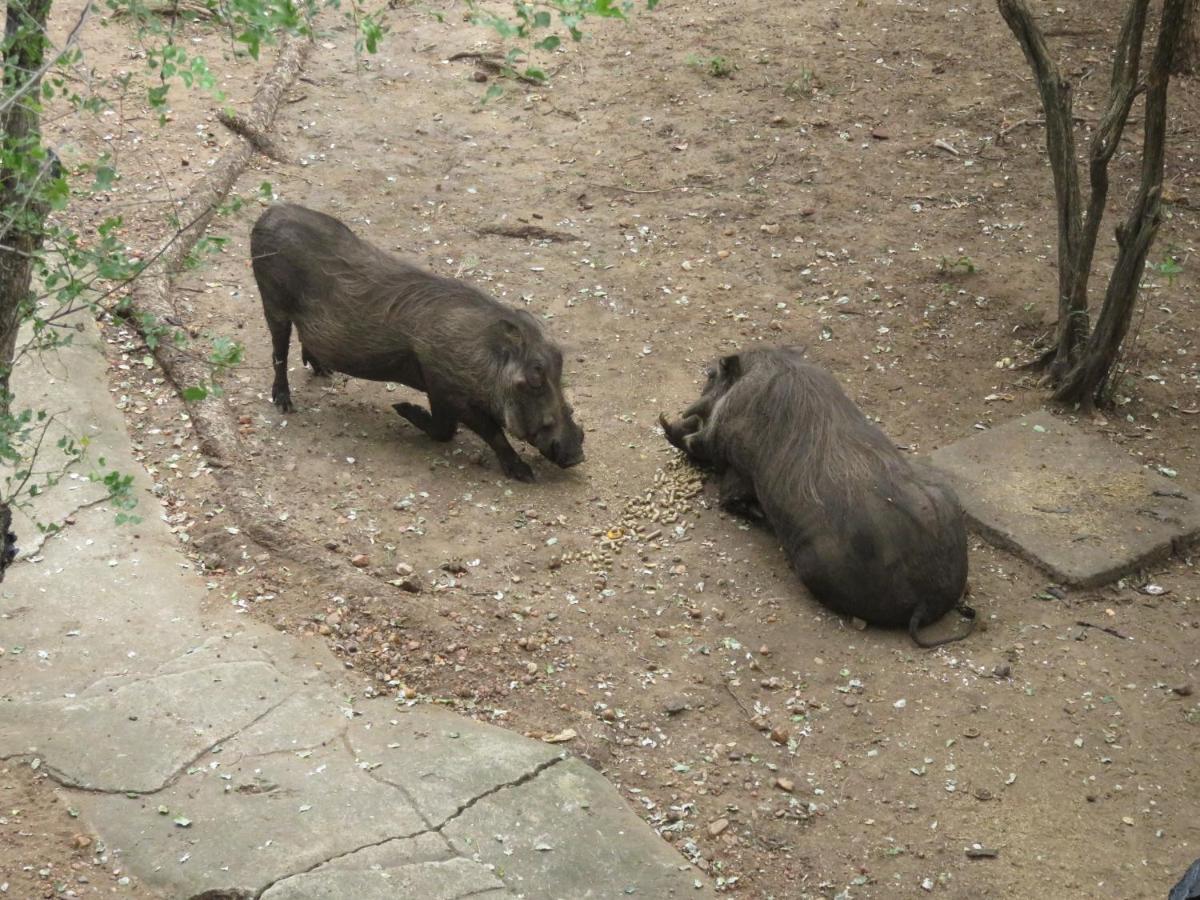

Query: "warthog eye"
left=524, top=362, right=547, bottom=391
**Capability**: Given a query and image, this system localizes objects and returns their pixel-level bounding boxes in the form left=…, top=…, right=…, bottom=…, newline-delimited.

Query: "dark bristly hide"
left=250, top=203, right=584, bottom=482
left=661, top=346, right=974, bottom=647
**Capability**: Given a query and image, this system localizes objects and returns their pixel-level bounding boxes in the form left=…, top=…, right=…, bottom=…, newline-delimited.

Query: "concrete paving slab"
left=347, top=705, right=564, bottom=825
left=6, top=313, right=146, bottom=555
left=263, top=857, right=511, bottom=900
left=0, top=504, right=210, bottom=701
left=221, top=685, right=350, bottom=761
left=443, top=758, right=704, bottom=899
left=928, top=411, right=1200, bottom=586
left=74, top=740, right=429, bottom=897
left=0, top=658, right=291, bottom=792
left=261, top=833, right=511, bottom=900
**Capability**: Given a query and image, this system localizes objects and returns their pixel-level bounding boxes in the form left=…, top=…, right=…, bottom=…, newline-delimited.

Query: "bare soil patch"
left=0, top=765, right=159, bottom=898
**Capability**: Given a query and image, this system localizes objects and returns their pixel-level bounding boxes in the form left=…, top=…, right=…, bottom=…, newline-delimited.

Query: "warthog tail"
left=909, top=601, right=976, bottom=649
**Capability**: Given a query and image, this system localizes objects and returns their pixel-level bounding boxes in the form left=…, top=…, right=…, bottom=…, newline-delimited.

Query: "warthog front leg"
left=394, top=395, right=459, bottom=443
left=718, top=467, right=763, bottom=520
left=460, top=406, right=535, bottom=482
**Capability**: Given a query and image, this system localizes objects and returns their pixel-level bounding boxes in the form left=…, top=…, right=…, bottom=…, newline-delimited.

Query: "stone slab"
left=5, top=314, right=117, bottom=547
left=927, top=411, right=1200, bottom=587
left=0, top=658, right=291, bottom=792
left=443, top=758, right=707, bottom=899
left=74, top=739, right=429, bottom=897
left=261, top=833, right=511, bottom=900
left=221, top=684, right=350, bottom=761
left=346, top=705, right=564, bottom=825
left=0, top=498, right=211, bottom=703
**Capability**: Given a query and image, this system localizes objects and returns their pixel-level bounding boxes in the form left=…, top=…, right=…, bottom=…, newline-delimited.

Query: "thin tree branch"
left=1053, top=0, right=1188, bottom=406
left=997, top=0, right=1087, bottom=375
left=0, top=4, right=91, bottom=116
left=1069, top=0, right=1151, bottom=356
left=122, top=33, right=312, bottom=463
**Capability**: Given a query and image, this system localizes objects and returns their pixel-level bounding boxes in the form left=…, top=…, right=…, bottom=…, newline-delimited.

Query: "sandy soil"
left=22, top=0, right=1200, bottom=897
left=0, top=765, right=159, bottom=897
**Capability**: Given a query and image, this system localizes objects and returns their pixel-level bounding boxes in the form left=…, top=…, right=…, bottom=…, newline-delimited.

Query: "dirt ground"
left=23, top=0, right=1200, bottom=897
left=0, top=766, right=159, bottom=897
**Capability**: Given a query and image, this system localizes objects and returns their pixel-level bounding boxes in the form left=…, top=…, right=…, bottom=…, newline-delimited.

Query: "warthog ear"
left=719, top=354, right=742, bottom=379
left=492, top=319, right=526, bottom=358
left=492, top=320, right=540, bottom=390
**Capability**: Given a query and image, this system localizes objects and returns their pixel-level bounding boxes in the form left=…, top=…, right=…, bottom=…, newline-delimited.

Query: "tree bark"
left=1, top=0, right=54, bottom=578
left=1055, top=0, right=1188, bottom=406
left=997, top=0, right=1088, bottom=381
left=1171, top=0, right=1200, bottom=75
left=0, top=0, right=53, bottom=414
left=1069, top=0, right=1149, bottom=369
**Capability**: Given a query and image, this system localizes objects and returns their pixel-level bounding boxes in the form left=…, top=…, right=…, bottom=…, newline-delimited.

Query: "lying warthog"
left=250, top=203, right=584, bottom=482
left=660, top=347, right=974, bottom=647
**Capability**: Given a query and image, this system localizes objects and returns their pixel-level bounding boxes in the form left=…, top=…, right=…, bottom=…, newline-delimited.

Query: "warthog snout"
left=540, top=421, right=585, bottom=468
left=551, top=439, right=585, bottom=468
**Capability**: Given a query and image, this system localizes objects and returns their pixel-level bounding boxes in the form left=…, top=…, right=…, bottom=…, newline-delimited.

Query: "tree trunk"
left=1171, top=0, right=1200, bottom=74
left=0, top=0, right=53, bottom=411
left=997, top=0, right=1087, bottom=380
left=1, top=0, right=55, bottom=576
left=1054, top=0, right=1188, bottom=407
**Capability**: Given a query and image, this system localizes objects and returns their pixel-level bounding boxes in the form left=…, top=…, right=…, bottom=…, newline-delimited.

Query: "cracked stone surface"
left=260, top=832, right=510, bottom=899
left=220, top=685, right=350, bottom=761
left=347, top=705, right=565, bottom=825
left=928, top=411, right=1200, bottom=586
left=4, top=319, right=113, bottom=544
left=0, top=659, right=291, bottom=792
left=444, top=758, right=705, bottom=898
left=73, top=740, right=429, bottom=896
left=1, top=515, right=218, bottom=703
left=0, top=315, right=712, bottom=898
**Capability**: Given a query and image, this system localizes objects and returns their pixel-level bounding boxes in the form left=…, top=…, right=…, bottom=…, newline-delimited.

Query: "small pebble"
left=664, top=697, right=689, bottom=715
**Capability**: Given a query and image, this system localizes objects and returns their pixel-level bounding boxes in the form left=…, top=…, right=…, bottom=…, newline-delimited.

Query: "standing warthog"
left=660, top=346, right=974, bottom=647
left=250, top=203, right=584, bottom=482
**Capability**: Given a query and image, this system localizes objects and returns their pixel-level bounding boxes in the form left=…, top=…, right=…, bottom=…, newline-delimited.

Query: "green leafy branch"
left=459, top=0, right=659, bottom=95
